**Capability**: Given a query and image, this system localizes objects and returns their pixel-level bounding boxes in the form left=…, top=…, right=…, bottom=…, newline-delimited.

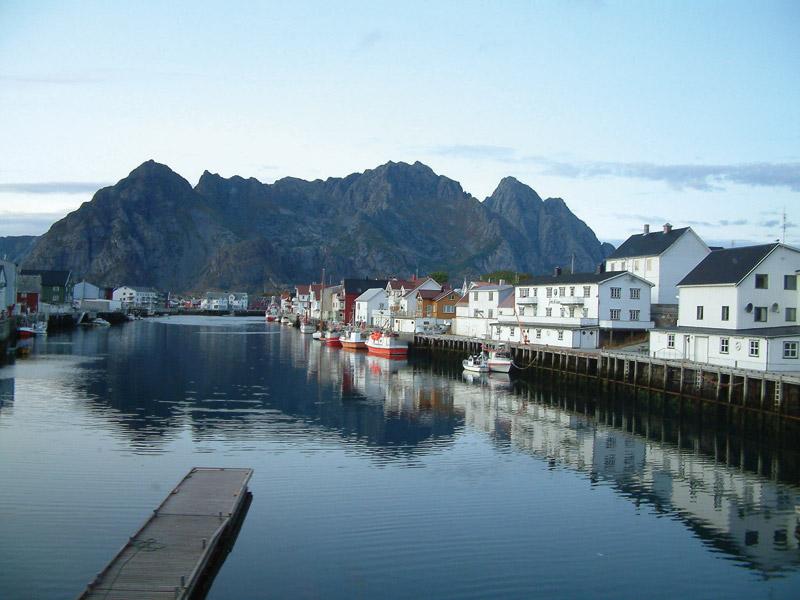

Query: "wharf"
left=78, top=467, right=253, bottom=600
left=414, top=333, right=800, bottom=421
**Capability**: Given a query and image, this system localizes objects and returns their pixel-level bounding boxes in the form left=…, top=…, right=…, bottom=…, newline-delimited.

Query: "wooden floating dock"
left=414, top=333, right=800, bottom=421
left=78, top=467, right=253, bottom=600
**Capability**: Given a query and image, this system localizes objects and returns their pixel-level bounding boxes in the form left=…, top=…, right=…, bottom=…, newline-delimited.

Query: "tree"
left=427, top=271, right=449, bottom=283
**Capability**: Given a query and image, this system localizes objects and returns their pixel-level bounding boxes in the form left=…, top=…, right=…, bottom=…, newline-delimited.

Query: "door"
left=694, top=336, right=709, bottom=363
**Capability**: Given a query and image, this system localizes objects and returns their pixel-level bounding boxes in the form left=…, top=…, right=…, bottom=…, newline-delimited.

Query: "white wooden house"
left=451, top=283, right=515, bottom=339
left=649, top=243, right=800, bottom=372
left=354, top=288, right=389, bottom=327
left=490, top=272, right=654, bottom=348
left=295, top=285, right=311, bottom=317
left=113, top=286, right=158, bottom=309
left=606, top=223, right=709, bottom=304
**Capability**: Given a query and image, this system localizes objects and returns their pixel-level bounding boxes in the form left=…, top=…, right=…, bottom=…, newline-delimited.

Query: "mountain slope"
left=22, top=160, right=613, bottom=291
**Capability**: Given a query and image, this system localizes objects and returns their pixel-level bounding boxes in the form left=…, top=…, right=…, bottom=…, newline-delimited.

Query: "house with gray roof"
left=649, top=243, right=800, bottom=372
left=606, top=223, right=709, bottom=304
left=491, top=271, right=654, bottom=349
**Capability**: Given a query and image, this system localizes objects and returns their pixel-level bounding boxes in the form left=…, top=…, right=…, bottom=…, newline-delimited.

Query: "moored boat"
left=322, top=329, right=342, bottom=347
left=462, top=353, right=490, bottom=373
left=484, top=343, right=514, bottom=373
left=365, top=330, right=408, bottom=358
left=340, top=328, right=367, bottom=350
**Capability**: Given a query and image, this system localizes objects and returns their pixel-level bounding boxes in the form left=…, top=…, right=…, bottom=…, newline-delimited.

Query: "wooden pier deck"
left=78, top=467, right=253, bottom=600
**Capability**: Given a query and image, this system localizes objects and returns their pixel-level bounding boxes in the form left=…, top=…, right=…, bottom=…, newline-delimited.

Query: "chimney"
left=596, top=263, right=604, bottom=274
left=663, top=222, right=672, bottom=234
left=554, top=266, right=562, bottom=277
left=643, top=224, right=650, bottom=234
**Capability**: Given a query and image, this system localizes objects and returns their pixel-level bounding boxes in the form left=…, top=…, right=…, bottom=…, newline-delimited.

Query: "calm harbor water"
left=1, top=316, right=799, bottom=599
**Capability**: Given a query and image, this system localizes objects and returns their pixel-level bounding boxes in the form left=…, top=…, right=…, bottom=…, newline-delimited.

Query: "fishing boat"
left=462, top=353, right=490, bottom=373
left=365, top=330, right=408, bottom=358
left=483, top=343, right=514, bottom=373
left=280, top=316, right=290, bottom=324
left=17, top=321, right=47, bottom=337
left=322, top=329, right=342, bottom=347
left=340, top=327, right=367, bottom=350
left=300, top=320, right=316, bottom=334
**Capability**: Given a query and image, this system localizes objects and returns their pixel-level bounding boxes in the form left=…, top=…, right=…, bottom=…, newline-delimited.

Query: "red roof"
left=456, top=293, right=469, bottom=305
left=433, top=289, right=457, bottom=302
left=416, top=289, right=440, bottom=300
left=310, top=284, right=323, bottom=295
left=295, top=285, right=310, bottom=294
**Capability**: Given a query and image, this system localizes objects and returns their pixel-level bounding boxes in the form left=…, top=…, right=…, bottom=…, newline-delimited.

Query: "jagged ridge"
left=21, top=160, right=614, bottom=291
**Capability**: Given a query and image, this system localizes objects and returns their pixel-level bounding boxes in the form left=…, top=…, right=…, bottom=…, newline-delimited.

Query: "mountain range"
left=13, top=160, right=614, bottom=292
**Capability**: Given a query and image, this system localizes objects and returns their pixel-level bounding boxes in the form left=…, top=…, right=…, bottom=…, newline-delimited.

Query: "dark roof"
left=653, top=324, right=800, bottom=339
left=677, top=244, right=780, bottom=286
left=415, top=289, right=441, bottom=300
left=343, top=279, right=389, bottom=295
left=607, top=227, right=690, bottom=259
left=521, top=271, right=644, bottom=286
left=20, top=269, right=71, bottom=287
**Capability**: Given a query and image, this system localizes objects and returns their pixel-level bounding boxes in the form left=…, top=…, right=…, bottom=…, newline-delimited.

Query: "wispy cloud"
left=537, top=159, right=800, bottom=192
left=353, top=30, right=384, bottom=53
left=0, top=182, right=107, bottom=194
left=428, top=145, right=800, bottom=192
left=0, top=212, right=65, bottom=236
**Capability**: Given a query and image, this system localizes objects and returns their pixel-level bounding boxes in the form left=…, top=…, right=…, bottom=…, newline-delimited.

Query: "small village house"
left=354, top=288, right=389, bottom=327
left=451, top=283, right=515, bottom=339
left=20, top=269, right=73, bottom=306
left=491, top=271, right=654, bottom=349
left=113, top=286, right=158, bottom=310
left=606, top=223, right=709, bottom=305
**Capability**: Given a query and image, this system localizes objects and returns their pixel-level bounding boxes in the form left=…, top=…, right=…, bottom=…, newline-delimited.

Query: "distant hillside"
left=22, top=160, right=614, bottom=291
left=0, top=235, right=38, bottom=263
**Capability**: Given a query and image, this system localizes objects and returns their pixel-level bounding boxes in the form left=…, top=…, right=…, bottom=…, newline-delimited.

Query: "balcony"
left=517, top=296, right=539, bottom=305
left=550, top=296, right=585, bottom=305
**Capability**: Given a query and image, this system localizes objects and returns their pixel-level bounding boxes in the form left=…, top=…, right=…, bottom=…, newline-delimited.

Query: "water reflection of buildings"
left=0, top=375, right=13, bottom=410
left=451, top=385, right=800, bottom=576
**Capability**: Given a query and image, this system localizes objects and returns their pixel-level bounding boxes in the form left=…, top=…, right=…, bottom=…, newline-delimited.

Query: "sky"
left=0, top=0, right=798, bottom=246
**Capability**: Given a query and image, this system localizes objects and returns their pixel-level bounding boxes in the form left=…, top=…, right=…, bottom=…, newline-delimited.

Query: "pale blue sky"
left=1, top=0, right=798, bottom=246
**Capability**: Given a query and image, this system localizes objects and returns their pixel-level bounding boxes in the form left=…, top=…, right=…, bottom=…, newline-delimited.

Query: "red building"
left=341, top=279, right=388, bottom=323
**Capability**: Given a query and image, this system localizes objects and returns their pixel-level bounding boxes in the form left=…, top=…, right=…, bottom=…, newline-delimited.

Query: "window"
left=557, top=330, right=564, bottom=340
left=786, top=307, right=797, bottom=322
left=559, top=286, right=566, bottom=296
left=610, top=287, right=621, bottom=298
left=755, top=274, right=768, bottom=289
left=569, top=306, right=575, bottom=318
left=720, top=338, right=729, bottom=354
left=519, top=288, right=529, bottom=298
left=582, top=308, right=589, bottom=317
left=721, top=306, right=729, bottom=321
left=667, top=334, right=675, bottom=349
left=509, top=327, right=515, bottom=336
left=560, top=307, right=566, bottom=317
left=783, top=341, right=798, bottom=359
left=629, top=310, right=640, bottom=321
left=487, top=309, right=493, bottom=318
left=535, top=329, right=542, bottom=339
left=630, top=288, right=640, bottom=299
left=569, top=286, right=575, bottom=296
left=426, top=305, right=432, bottom=316
left=610, top=262, right=616, bottom=271
left=546, top=287, right=552, bottom=298
left=473, top=292, right=478, bottom=301
left=546, top=308, right=552, bottom=317
left=754, top=307, right=767, bottom=322
left=696, top=306, right=704, bottom=320
left=488, top=292, right=493, bottom=301
left=518, top=306, right=526, bottom=317
left=610, top=309, right=621, bottom=320
left=785, top=275, right=797, bottom=290
left=634, top=260, right=640, bottom=270
left=533, top=288, right=537, bottom=297
left=473, top=309, right=480, bottom=317
left=444, top=305, right=455, bottom=314
left=583, top=286, right=590, bottom=297
left=749, top=340, right=760, bottom=357
left=646, top=258, right=654, bottom=270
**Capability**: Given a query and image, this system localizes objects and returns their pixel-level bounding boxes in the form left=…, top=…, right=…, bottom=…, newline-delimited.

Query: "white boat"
left=462, top=353, right=490, bottom=373
left=93, top=318, right=111, bottom=327
left=483, top=343, right=514, bottom=373
left=281, top=316, right=290, bottom=324
left=365, top=330, right=408, bottom=358
left=312, top=331, right=323, bottom=340
left=340, top=328, right=367, bottom=350
left=300, top=315, right=316, bottom=334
